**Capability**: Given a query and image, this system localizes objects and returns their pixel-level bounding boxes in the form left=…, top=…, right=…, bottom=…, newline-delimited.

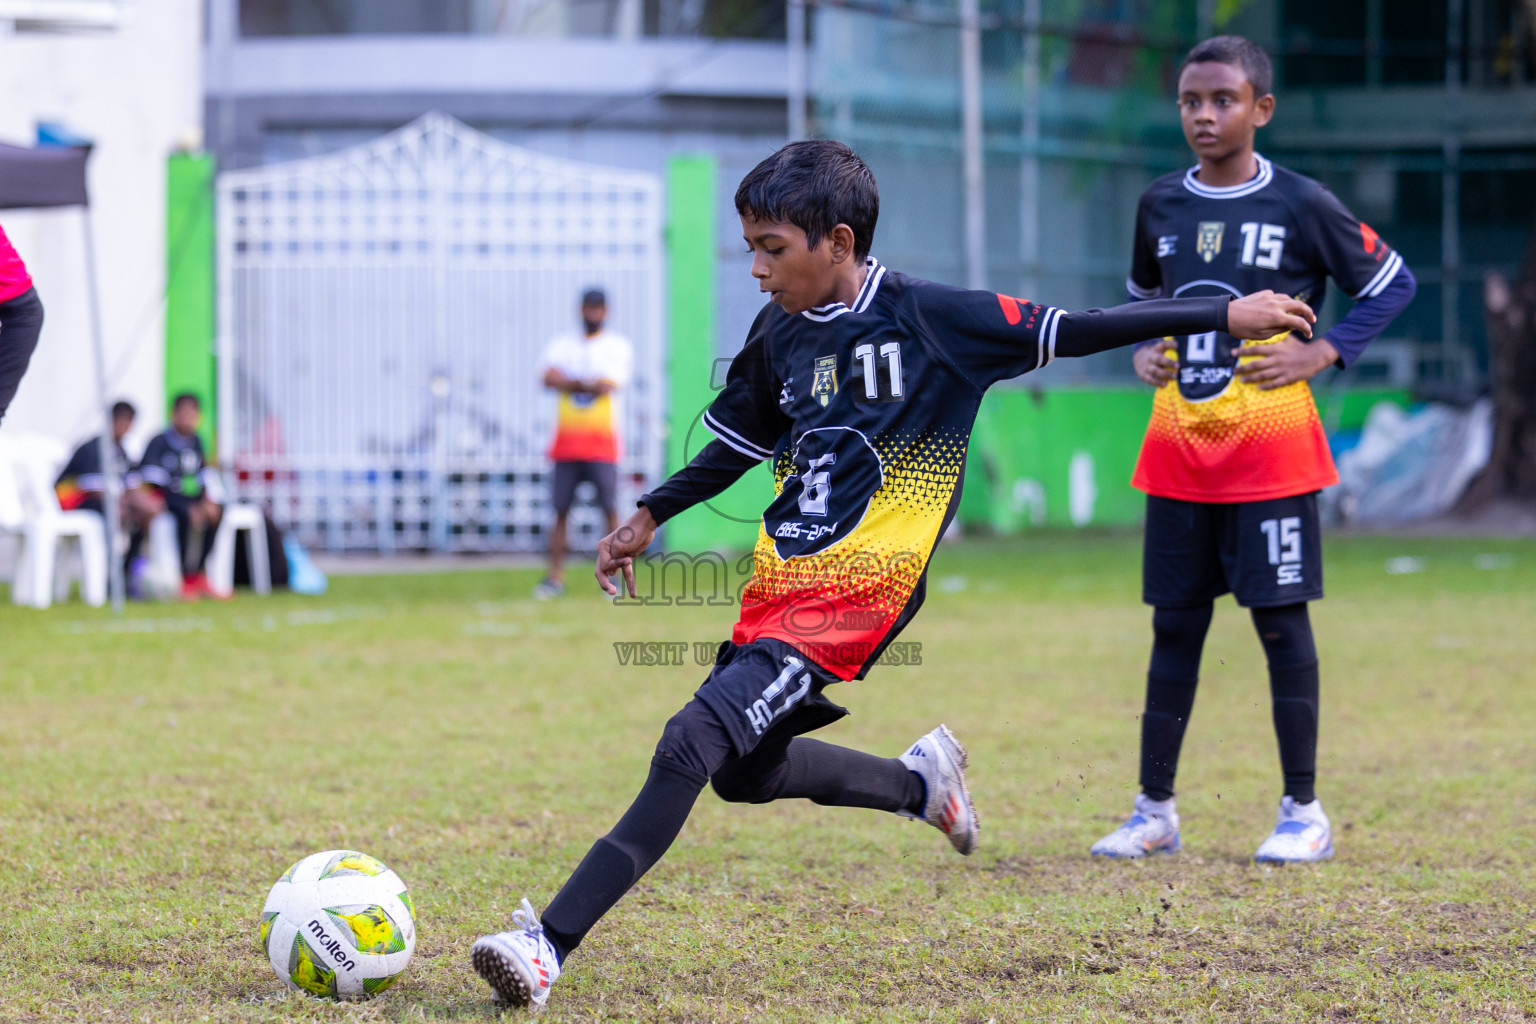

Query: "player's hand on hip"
left=1133, top=338, right=1178, bottom=386
left=595, top=505, right=657, bottom=597
left=1227, top=290, right=1315, bottom=342
left=1235, top=335, right=1341, bottom=390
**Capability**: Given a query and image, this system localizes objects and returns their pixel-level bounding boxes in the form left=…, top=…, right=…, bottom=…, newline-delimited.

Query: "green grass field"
left=2, top=532, right=1534, bottom=1022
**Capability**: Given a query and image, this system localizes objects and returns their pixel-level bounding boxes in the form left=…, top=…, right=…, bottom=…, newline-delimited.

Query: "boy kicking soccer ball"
left=472, top=139, right=1315, bottom=1008
left=1090, top=37, right=1415, bottom=866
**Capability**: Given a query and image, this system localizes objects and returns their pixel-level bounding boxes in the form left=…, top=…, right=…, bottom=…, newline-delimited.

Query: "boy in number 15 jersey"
left=1090, top=37, right=1416, bottom=865
left=469, top=140, right=1315, bottom=1009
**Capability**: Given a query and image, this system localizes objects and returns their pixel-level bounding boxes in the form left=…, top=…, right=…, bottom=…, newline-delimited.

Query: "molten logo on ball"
left=307, top=918, right=359, bottom=973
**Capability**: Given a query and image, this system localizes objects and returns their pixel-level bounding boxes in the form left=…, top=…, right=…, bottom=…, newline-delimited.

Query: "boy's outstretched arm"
left=594, top=439, right=762, bottom=597
left=918, top=284, right=1313, bottom=389
left=1055, top=290, right=1314, bottom=358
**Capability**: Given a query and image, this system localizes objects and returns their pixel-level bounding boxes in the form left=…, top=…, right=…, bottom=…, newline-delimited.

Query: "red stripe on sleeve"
left=997, top=293, right=1023, bottom=326
left=1360, top=222, right=1380, bottom=254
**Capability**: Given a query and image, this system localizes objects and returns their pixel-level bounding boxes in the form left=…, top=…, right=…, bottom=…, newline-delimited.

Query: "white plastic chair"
left=0, top=435, right=107, bottom=609
left=206, top=501, right=270, bottom=597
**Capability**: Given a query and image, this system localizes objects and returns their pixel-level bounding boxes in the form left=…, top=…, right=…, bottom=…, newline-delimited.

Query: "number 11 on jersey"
left=854, top=342, right=904, bottom=400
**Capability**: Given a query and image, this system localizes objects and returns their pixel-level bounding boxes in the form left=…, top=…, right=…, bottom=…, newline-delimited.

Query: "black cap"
left=581, top=288, right=607, bottom=307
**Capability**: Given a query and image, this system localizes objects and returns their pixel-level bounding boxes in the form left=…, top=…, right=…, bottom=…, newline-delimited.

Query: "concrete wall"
left=0, top=3, right=203, bottom=457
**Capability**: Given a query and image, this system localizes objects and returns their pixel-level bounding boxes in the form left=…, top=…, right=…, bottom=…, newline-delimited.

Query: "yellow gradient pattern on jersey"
left=557, top=391, right=612, bottom=429
left=1134, top=328, right=1339, bottom=503
left=1151, top=330, right=1318, bottom=447
left=739, top=426, right=966, bottom=675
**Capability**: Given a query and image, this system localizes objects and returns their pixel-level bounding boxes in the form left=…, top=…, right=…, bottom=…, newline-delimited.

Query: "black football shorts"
left=1142, top=491, right=1323, bottom=609
left=693, top=637, right=849, bottom=758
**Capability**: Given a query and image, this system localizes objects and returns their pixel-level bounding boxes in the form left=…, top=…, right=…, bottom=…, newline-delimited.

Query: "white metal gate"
left=217, top=113, right=665, bottom=553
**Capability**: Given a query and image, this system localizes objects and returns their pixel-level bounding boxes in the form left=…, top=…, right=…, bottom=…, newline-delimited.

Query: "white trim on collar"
left=1182, top=154, right=1273, bottom=200
left=800, top=257, right=886, bottom=322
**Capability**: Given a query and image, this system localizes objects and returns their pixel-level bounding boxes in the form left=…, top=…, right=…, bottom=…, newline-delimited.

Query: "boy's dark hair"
left=172, top=392, right=200, bottom=412
left=112, top=400, right=136, bottom=420
left=735, top=140, right=880, bottom=260
left=1180, top=35, right=1273, bottom=99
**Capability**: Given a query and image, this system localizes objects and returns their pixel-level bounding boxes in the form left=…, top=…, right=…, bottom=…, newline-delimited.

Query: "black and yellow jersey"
left=648, top=258, right=1232, bottom=680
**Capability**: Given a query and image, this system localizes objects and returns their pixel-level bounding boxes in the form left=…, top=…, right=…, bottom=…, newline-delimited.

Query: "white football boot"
left=1253, top=796, right=1333, bottom=864
left=899, top=724, right=980, bottom=856
left=471, top=898, right=562, bottom=1007
left=1090, top=793, right=1181, bottom=859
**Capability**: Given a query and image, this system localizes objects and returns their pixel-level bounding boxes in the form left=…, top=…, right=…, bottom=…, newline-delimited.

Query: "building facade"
left=0, top=0, right=203, bottom=452
left=204, top=0, right=793, bottom=361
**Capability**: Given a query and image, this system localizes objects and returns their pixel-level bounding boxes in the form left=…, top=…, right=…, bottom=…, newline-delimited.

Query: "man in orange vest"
left=535, top=289, right=633, bottom=600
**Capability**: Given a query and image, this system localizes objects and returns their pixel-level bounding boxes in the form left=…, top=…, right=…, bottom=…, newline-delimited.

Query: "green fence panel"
left=165, top=153, right=217, bottom=453
left=959, top=384, right=1413, bottom=533
left=662, top=154, right=769, bottom=555
left=961, top=388, right=1153, bottom=531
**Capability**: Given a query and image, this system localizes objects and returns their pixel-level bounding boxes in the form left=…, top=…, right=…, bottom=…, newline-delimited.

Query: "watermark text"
left=613, top=639, right=922, bottom=668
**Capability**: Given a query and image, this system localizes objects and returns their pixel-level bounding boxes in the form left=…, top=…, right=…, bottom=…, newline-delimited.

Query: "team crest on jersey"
left=1197, top=221, right=1225, bottom=262
left=811, top=356, right=838, bottom=407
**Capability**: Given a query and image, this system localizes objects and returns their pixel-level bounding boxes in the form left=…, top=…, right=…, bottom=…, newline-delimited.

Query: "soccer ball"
left=260, top=850, right=416, bottom=999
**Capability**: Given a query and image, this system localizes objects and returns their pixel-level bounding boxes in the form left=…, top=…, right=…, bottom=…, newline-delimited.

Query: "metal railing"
left=217, top=112, right=666, bottom=553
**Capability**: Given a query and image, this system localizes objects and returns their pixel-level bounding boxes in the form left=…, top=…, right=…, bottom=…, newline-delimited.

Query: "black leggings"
left=539, top=699, right=921, bottom=964
left=655, top=700, right=925, bottom=812
left=1139, top=601, right=1320, bottom=803
left=0, top=288, right=43, bottom=425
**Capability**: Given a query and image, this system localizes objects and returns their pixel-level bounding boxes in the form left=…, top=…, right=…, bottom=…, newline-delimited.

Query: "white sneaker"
left=1090, top=793, right=1181, bottom=859
left=899, top=724, right=980, bottom=856
left=471, top=898, right=562, bottom=1007
left=1254, top=796, right=1333, bottom=864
